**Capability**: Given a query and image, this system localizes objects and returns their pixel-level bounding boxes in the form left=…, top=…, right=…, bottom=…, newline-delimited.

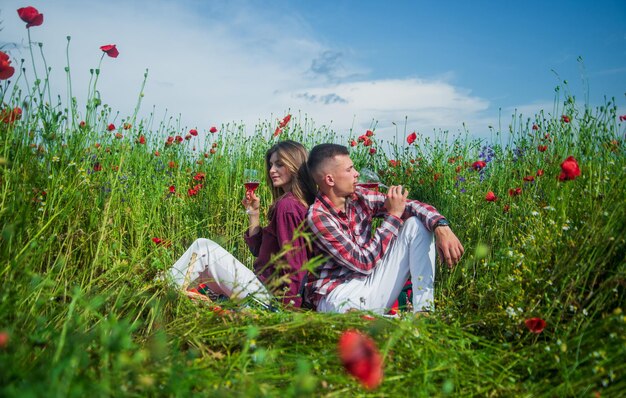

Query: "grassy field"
left=1, top=12, right=625, bottom=397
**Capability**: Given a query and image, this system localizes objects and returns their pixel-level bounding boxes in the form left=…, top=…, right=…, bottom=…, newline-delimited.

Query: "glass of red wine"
left=357, top=168, right=387, bottom=191
left=243, top=169, right=260, bottom=213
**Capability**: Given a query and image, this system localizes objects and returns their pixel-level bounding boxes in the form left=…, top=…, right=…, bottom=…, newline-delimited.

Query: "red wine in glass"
left=244, top=181, right=260, bottom=192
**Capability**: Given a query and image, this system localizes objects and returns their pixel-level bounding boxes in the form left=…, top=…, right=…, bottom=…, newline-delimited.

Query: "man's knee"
left=400, top=217, right=431, bottom=243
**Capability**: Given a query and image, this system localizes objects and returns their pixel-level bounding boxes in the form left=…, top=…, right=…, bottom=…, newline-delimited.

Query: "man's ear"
left=324, top=173, right=335, bottom=187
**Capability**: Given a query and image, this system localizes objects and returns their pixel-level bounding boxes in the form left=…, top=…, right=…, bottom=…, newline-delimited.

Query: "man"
left=305, top=143, right=464, bottom=314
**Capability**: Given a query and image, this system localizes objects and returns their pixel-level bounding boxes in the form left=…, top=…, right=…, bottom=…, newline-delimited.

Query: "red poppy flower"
left=532, top=124, right=539, bottom=130
left=508, top=187, right=522, bottom=197
left=363, top=138, right=372, bottom=147
left=0, top=51, right=15, bottom=80
left=212, top=142, right=218, bottom=148
left=137, top=135, right=146, bottom=144
left=185, top=134, right=192, bottom=140
left=433, top=173, right=442, bottom=182
left=154, top=150, right=160, bottom=157
left=365, top=129, right=374, bottom=137
left=189, top=129, right=198, bottom=136
left=536, top=169, right=544, bottom=176
left=168, top=161, right=176, bottom=168
left=100, top=44, right=119, bottom=58
left=152, top=237, right=163, bottom=245
left=273, top=127, right=282, bottom=137
left=123, top=122, right=131, bottom=130
left=169, top=185, right=176, bottom=193
left=279, top=114, right=292, bottom=128
left=115, top=133, right=123, bottom=139
left=455, top=165, right=462, bottom=173
left=338, top=330, right=383, bottom=390
left=93, top=162, right=102, bottom=172
left=389, top=159, right=399, bottom=167
left=472, top=160, right=487, bottom=171
left=107, top=123, right=115, bottom=131
left=79, top=121, right=86, bottom=128
left=559, top=156, right=580, bottom=181
left=210, top=148, right=216, bottom=154
left=369, top=148, right=377, bottom=155
left=503, top=204, right=510, bottom=213
left=619, top=115, right=626, bottom=122
left=0, top=107, right=22, bottom=124
left=485, top=191, right=497, bottom=202
left=17, top=6, right=44, bottom=28
left=523, top=175, right=534, bottom=182
left=193, top=172, right=206, bottom=181
left=188, top=188, right=198, bottom=197
left=561, top=115, right=570, bottom=123
left=537, top=145, right=548, bottom=152
left=0, top=331, right=9, bottom=349
left=209, top=126, right=218, bottom=133
left=349, top=140, right=357, bottom=147
left=524, top=317, right=546, bottom=334
left=175, top=135, right=183, bottom=143
left=407, top=131, right=417, bottom=145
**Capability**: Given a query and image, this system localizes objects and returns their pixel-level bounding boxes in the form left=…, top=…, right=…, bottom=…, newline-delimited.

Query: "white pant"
left=317, top=217, right=436, bottom=314
left=169, top=238, right=272, bottom=306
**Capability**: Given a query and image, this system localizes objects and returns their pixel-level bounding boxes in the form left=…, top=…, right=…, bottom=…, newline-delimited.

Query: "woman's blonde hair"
left=265, top=140, right=317, bottom=209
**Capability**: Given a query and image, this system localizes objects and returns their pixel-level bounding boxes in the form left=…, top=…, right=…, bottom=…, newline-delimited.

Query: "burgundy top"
left=244, top=192, right=309, bottom=307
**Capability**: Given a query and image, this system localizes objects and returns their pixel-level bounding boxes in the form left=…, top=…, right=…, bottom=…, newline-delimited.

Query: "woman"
left=168, top=140, right=316, bottom=308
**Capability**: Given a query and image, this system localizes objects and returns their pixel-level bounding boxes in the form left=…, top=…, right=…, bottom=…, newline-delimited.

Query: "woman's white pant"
left=317, top=217, right=436, bottom=314
left=169, top=238, right=272, bottom=305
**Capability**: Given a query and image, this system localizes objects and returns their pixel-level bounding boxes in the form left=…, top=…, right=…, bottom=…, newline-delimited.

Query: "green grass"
left=1, top=27, right=625, bottom=397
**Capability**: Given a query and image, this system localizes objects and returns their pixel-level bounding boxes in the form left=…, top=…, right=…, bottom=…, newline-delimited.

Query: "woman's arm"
left=242, top=190, right=262, bottom=255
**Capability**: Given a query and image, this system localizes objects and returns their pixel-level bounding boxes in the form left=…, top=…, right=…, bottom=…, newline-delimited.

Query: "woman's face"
left=268, top=151, right=293, bottom=190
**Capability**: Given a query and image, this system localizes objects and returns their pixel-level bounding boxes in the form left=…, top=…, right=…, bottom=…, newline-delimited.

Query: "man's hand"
left=434, top=226, right=464, bottom=268
left=384, top=185, right=408, bottom=218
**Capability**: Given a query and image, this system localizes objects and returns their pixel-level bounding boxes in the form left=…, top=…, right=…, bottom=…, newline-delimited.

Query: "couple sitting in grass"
left=169, top=140, right=464, bottom=314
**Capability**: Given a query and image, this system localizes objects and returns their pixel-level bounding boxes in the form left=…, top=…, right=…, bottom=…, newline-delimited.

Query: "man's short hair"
left=307, top=143, right=349, bottom=179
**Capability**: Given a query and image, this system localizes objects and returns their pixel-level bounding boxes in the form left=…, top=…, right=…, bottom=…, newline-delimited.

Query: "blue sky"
left=2, top=0, right=625, bottom=142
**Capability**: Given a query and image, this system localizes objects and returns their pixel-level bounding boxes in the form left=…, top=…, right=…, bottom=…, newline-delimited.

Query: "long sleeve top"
left=305, top=187, right=444, bottom=306
left=244, top=192, right=309, bottom=307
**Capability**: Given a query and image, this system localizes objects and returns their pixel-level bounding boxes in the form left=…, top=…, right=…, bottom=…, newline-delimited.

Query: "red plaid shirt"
left=305, top=187, right=444, bottom=306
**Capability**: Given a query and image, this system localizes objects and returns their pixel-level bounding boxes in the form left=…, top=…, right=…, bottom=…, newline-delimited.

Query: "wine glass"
left=243, top=169, right=260, bottom=214
left=357, top=168, right=388, bottom=191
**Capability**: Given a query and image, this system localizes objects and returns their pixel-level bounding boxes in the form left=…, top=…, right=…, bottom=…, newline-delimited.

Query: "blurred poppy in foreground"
left=338, top=329, right=383, bottom=390
left=0, top=51, right=15, bottom=80
left=559, top=156, right=580, bottom=181
left=0, top=107, right=22, bottom=124
left=524, top=317, right=546, bottom=334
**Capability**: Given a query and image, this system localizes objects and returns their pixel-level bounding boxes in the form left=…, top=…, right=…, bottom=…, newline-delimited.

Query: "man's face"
left=328, top=154, right=359, bottom=196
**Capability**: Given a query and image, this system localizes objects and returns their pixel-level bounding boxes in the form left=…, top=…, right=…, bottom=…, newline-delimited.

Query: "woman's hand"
left=242, top=190, right=261, bottom=215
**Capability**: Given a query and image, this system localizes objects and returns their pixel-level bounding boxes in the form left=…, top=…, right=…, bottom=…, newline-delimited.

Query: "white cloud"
left=2, top=0, right=496, bottom=144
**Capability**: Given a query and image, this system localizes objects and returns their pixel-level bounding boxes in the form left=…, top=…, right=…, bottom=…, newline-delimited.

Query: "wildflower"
left=175, top=135, right=183, bottom=143
left=273, top=127, right=282, bottom=137
left=0, top=107, right=22, bottom=124
left=154, top=150, right=160, bottom=157
left=338, top=330, right=383, bottom=390
left=189, top=129, right=198, bottom=136
left=169, top=185, right=176, bottom=193
left=508, top=187, right=522, bottom=197
left=185, top=134, right=191, bottom=140
left=561, top=115, right=570, bottom=123
left=212, top=142, right=218, bottom=148
left=100, top=44, right=119, bottom=58
left=433, top=173, right=441, bottom=182
left=455, top=165, right=462, bottom=173
left=79, top=121, right=86, bottom=128
left=537, top=145, right=548, bottom=152
left=406, top=131, right=417, bottom=145
left=278, top=114, right=292, bottom=128
left=193, top=172, right=206, bottom=181
left=168, top=161, right=176, bottom=168
left=165, top=136, right=174, bottom=146
left=0, top=331, right=9, bottom=349
left=536, top=169, right=544, bottom=176
left=210, top=148, right=216, bottom=154
left=107, top=123, right=116, bottom=131
left=349, top=140, right=357, bottom=147
left=93, top=162, right=102, bottom=172
left=365, top=129, right=374, bottom=137
left=123, top=122, right=131, bottom=130
left=485, top=191, right=497, bottom=202
left=559, top=156, right=580, bottom=181
left=188, top=188, right=198, bottom=197
left=115, top=133, right=123, bottom=139
left=210, top=126, right=218, bottom=133
left=151, top=237, right=171, bottom=248
left=369, top=148, right=377, bottom=155
left=17, top=6, right=44, bottom=28
left=137, top=135, right=146, bottom=145
left=524, top=317, right=546, bottom=334
left=523, top=175, right=535, bottom=182
left=503, top=204, right=510, bottom=213
left=389, top=159, right=399, bottom=167
left=0, top=51, right=15, bottom=80
left=619, top=115, right=626, bottom=122
left=532, top=124, right=539, bottom=130
left=478, top=146, right=495, bottom=163
left=472, top=160, right=487, bottom=171
left=363, top=138, right=372, bottom=147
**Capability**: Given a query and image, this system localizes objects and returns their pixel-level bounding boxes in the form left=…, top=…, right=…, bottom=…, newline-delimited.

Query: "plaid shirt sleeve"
left=308, top=202, right=402, bottom=275
left=402, top=198, right=444, bottom=231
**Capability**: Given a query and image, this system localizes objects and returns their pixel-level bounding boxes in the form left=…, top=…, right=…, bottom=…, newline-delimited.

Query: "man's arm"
left=308, top=209, right=401, bottom=275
